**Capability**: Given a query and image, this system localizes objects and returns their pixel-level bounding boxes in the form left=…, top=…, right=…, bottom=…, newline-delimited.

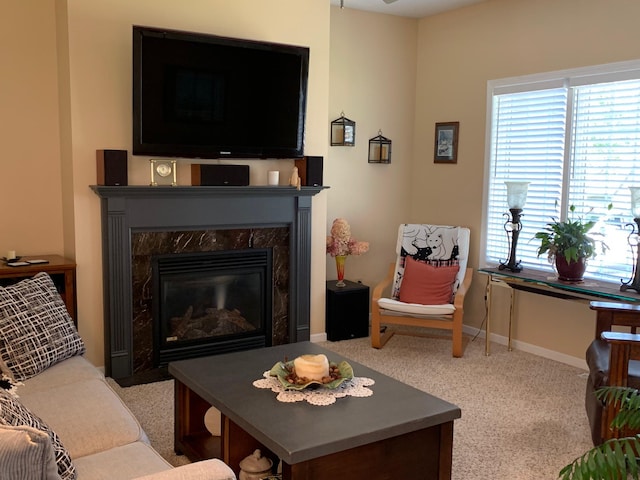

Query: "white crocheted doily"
left=253, top=371, right=375, bottom=406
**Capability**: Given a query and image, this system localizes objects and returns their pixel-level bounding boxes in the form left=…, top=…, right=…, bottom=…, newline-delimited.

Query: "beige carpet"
left=108, top=333, right=594, bottom=479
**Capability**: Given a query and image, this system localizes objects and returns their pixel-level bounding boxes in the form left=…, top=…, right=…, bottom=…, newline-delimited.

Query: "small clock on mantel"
left=150, top=159, right=177, bottom=186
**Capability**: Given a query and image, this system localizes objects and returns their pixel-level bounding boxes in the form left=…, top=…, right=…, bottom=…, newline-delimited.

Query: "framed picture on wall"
left=434, top=122, right=459, bottom=164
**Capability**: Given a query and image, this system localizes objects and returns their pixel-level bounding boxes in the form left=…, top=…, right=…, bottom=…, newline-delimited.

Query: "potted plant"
left=561, top=386, right=640, bottom=479
left=535, top=204, right=611, bottom=281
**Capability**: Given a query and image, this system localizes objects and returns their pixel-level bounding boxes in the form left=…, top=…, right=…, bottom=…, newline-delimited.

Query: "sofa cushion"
left=19, top=377, right=145, bottom=459
left=0, top=424, right=61, bottom=480
left=17, top=356, right=102, bottom=397
left=133, top=459, right=237, bottom=480
left=0, top=273, right=85, bottom=381
left=72, top=442, right=171, bottom=480
left=0, top=388, right=76, bottom=480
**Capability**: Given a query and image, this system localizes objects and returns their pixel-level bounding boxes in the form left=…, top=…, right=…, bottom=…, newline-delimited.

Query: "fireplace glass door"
left=152, top=249, right=272, bottom=365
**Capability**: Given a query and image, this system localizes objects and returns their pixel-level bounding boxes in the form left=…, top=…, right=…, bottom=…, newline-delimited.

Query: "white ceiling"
left=329, top=0, right=487, bottom=18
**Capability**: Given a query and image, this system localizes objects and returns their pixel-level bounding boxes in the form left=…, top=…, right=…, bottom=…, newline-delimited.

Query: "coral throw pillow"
left=399, top=257, right=460, bottom=305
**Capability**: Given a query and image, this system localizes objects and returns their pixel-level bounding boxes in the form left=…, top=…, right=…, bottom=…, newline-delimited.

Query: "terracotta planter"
left=555, top=255, right=587, bottom=282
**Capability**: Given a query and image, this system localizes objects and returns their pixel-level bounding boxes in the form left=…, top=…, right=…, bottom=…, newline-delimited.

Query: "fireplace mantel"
left=91, top=185, right=326, bottom=381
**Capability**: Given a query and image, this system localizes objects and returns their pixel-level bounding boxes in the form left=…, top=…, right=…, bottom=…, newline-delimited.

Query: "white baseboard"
left=310, top=332, right=327, bottom=343
left=462, top=325, right=588, bottom=371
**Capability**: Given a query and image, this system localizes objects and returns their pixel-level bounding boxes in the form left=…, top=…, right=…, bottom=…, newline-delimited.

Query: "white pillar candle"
left=7, top=250, right=16, bottom=260
left=268, top=171, right=279, bottom=186
left=293, top=354, right=329, bottom=381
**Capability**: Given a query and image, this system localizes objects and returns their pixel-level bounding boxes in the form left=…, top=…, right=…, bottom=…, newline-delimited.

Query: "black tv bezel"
left=132, top=26, right=309, bottom=159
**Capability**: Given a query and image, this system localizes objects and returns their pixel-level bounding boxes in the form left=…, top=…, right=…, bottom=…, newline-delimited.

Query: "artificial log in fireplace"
left=152, top=249, right=273, bottom=366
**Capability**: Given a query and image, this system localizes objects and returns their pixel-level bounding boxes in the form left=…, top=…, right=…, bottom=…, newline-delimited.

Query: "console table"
left=478, top=267, right=640, bottom=355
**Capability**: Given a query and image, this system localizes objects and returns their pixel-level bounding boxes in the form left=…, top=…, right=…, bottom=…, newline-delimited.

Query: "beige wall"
left=327, top=7, right=417, bottom=288
left=410, top=0, right=640, bottom=361
left=1, top=1, right=64, bottom=257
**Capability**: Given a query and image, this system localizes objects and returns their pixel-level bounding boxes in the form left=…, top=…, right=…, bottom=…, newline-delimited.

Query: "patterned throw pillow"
left=399, top=257, right=460, bottom=305
left=0, top=272, right=85, bottom=381
left=0, top=389, right=76, bottom=479
left=0, top=425, right=61, bottom=480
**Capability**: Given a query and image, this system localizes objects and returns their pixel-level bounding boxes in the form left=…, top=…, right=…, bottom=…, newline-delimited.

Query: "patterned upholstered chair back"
left=390, top=224, right=470, bottom=302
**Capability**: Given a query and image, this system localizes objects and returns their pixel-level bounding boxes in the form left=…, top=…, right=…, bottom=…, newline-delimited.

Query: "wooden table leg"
left=174, top=379, right=221, bottom=460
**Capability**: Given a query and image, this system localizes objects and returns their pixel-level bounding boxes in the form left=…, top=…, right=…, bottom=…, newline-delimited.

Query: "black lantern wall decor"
left=368, top=130, right=391, bottom=164
left=331, top=112, right=356, bottom=146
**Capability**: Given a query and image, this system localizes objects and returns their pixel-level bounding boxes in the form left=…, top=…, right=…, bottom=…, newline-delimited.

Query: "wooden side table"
left=0, top=255, right=77, bottom=324
left=326, top=280, right=369, bottom=341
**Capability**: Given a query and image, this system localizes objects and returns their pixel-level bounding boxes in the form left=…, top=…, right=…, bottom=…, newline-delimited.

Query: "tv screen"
left=133, top=26, right=309, bottom=159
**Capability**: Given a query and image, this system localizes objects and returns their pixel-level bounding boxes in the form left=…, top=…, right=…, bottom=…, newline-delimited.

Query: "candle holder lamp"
left=499, top=181, right=529, bottom=273
left=331, top=112, right=356, bottom=147
left=368, top=130, right=391, bottom=164
left=621, top=187, right=640, bottom=292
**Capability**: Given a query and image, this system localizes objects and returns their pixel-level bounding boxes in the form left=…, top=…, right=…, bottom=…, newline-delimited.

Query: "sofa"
left=0, top=272, right=236, bottom=480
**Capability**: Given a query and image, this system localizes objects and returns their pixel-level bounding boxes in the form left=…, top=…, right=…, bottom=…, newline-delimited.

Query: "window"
left=483, top=60, right=640, bottom=284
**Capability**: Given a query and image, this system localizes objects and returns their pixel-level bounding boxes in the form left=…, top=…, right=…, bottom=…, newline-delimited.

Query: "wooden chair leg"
left=371, top=309, right=394, bottom=349
left=371, top=308, right=381, bottom=348
left=452, top=311, right=463, bottom=358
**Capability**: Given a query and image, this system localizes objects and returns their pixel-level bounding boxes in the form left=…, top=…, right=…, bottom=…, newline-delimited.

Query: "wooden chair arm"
left=601, top=331, right=640, bottom=344
left=591, top=301, right=640, bottom=314
left=590, top=301, right=640, bottom=338
left=453, top=268, right=473, bottom=309
left=372, top=263, right=395, bottom=304
left=601, top=328, right=640, bottom=440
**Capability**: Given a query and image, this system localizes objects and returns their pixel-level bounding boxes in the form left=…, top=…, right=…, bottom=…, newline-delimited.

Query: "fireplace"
left=91, top=185, right=324, bottom=385
left=152, top=249, right=272, bottom=366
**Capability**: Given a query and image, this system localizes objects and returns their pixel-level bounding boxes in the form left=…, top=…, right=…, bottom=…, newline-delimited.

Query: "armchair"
left=371, top=224, right=472, bottom=357
left=586, top=301, right=640, bottom=445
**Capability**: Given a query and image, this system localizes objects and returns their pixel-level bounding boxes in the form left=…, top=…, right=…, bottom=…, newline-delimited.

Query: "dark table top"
left=169, top=342, right=461, bottom=464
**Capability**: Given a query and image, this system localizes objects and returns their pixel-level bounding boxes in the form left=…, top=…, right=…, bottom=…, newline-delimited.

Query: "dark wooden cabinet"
left=326, top=280, right=369, bottom=341
left=0, top=255, right=77, bottom=324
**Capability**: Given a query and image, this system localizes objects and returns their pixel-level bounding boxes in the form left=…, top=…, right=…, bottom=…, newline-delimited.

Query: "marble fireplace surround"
left=91, top=185, right=325, bottom=383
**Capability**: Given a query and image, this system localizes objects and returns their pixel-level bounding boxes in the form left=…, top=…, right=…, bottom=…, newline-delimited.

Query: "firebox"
left=151, top=249, right=272, bottom=366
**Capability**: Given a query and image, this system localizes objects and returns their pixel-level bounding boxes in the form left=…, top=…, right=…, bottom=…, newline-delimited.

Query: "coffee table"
left=169, top=342, right=461, bottom=480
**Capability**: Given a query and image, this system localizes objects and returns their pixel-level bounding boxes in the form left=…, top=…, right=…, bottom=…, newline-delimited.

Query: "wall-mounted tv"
left=132, top=26, right=309, bottom=159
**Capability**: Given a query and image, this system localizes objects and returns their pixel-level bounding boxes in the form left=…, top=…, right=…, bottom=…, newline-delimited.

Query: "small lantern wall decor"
left=368, top=130, right=391, bottom=164
left=330, top=112, right=356, bottom=146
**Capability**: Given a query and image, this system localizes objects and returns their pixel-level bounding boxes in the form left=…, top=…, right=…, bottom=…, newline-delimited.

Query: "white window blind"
left=486, top=88, right=567, bottom=271
left=484, top=62, right=640, bottom=284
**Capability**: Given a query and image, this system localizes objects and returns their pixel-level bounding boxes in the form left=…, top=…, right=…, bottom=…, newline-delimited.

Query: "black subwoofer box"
left=191, top=164, right=250, bottom=186
left=96, top=149, right=128, bottom=186
left=295, top=156, right=323, bottom=186
left=326, top=280, right=369, bottom=341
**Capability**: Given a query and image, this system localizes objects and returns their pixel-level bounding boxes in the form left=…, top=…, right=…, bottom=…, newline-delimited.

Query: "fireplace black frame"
left=91, top=185, right=326, bottom=381
left=151, top=248, right=273, bottom=366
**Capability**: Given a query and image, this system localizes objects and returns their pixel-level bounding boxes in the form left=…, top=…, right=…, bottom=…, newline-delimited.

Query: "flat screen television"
left=132, top=26, right=309, bottom=159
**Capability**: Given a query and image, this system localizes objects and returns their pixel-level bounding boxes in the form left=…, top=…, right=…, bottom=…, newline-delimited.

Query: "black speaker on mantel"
left=295, top=156, right=323, bottom=186
left=191, top=164, right=250, bottom=186
left=96, top=149, right=128, bottom=186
